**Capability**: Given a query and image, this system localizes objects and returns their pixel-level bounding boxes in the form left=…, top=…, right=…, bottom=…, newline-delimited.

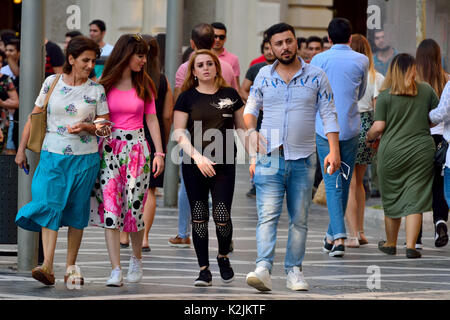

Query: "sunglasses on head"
left=132, top=33, right=143, bottom=42
left=214, top=35, right=226, bottom=40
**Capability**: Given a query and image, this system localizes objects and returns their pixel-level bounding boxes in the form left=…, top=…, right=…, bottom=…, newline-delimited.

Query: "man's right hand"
left=323, top=150, right=340, bottom=175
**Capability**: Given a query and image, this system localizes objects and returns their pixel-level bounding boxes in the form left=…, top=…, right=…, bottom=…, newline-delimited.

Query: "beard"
left=275, top=51, right=297, bottom=65
left=376, top=45, right=390, bottom=52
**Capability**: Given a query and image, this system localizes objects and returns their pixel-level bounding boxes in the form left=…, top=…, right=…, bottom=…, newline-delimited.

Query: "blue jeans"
left=443, top=167, right=450, bottom=208
left=254, top=152, right=316, bottom=274
left=178, top=165, right=191, bottom=238
left=316, top=135, right=358, bottom=241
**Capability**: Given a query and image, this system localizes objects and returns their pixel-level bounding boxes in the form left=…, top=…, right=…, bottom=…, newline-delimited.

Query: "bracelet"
left=155, top=152, right=166, bottom=158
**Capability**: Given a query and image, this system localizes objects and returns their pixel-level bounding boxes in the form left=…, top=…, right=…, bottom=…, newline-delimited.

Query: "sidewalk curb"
left=365, top=206, right=435, bottom=231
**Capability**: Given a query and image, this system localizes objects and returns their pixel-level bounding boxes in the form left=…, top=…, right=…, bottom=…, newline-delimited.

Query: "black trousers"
left=418, top=134, right=449, bottom=240
left=182, top=163, right=235, bottom=268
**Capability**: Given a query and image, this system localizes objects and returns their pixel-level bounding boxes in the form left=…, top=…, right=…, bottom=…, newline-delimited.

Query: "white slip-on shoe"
left=127, top=256, right=143, bottom=283
left=106, top=267, right=123, bottom=287
left=246, top=266, right=272, bottom=291
left=286, top=266, right=309, bottom=291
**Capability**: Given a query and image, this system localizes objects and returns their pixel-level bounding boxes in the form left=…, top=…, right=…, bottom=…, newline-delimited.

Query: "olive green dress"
left=374, top=82, right=439, bottom=218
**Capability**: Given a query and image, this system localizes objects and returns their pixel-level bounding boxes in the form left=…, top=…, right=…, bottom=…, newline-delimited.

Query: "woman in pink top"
left=91, top=33, right=165, bottom=287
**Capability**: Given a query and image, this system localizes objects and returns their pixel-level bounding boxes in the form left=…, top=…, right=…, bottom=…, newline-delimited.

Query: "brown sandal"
left=32, top=265, right=55, bottom=286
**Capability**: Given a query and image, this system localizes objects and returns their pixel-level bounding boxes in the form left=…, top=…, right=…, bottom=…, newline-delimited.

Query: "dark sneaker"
left=329, top=244, right=345, bottom=257
left=322, top=237, right=333, bottom=253
left=217, top=256, right=234, bottom=283
left=435, top=221, right=448, bottom=248
left=370, top=190, right=381, bottom=198
left=246, top=186, right=256, bottom=198
left=194, top=268, right=212, bottom=287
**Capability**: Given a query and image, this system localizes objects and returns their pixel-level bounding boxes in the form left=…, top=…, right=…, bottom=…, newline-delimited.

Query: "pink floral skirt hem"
left=89, top=128, right=151, bottom=232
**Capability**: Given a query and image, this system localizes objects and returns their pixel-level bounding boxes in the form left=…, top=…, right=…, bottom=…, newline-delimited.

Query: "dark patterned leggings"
left=182, top=163, right=235, bottom=268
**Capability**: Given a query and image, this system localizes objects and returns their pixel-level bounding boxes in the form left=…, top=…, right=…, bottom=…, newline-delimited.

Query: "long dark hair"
left=416, top=39, right=447, bottom=96
left=100, top=33, right=156, bottom=103
left=142, top=34, right=161, bottom=92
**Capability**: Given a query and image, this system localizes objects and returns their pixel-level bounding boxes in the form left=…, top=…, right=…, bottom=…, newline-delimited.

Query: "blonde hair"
left=380, top=53, right=417, bottom=96
left=181, top=49, right=229, bottom=92
left=350, top=33, right=376, bottom=83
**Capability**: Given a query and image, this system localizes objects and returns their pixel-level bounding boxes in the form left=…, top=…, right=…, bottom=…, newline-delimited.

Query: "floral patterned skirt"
left=355, top=111, right=374, bottom=165
left=90, top=128, right=151, bottom=232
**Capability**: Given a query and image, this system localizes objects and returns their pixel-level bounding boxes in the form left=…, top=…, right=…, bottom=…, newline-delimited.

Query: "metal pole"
left=163, top=0, right=184, bottom=207
left=17, top=0, right=45, bottom=272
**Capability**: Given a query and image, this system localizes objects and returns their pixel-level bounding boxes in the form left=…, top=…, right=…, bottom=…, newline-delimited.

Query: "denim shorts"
left=16, top=151, right=100, bottom=232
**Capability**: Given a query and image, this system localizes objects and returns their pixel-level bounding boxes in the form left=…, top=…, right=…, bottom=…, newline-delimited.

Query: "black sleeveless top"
left=144, top=73, right=168, bottom=153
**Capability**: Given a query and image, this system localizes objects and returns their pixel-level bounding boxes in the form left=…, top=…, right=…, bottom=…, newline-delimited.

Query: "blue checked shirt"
left=310, top=44, right=369, bottom=141
left=244, top=58, right=339, bottom=160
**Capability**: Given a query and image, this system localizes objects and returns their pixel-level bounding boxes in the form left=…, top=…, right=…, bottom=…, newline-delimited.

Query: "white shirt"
left=100, top=43, right=114, bottom=57
left=1, top=65, right=15, bottom=80
left=429, top=81, right=450, bottom=168
left=35, top=74, right=109, bottom=155
left=357, top=72, right=384, bottom=113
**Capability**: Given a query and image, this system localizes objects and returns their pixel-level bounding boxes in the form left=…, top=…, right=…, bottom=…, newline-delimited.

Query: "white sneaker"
left=106, top=267, right=123, bottom=287
left=127, top=256, right=143, bottom=283
left=246, top=266, right=272, bottom=291
left=286, top=266, right=309, bottom=291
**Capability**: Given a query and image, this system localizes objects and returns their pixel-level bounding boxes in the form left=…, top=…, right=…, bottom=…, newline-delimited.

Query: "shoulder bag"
left=26, top=74, right=61, bottom=153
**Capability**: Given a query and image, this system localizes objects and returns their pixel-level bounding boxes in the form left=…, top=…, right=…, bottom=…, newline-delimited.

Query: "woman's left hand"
left=67, top=122, right=86, bottom=134
left=152, top=155, right=165, bottom=178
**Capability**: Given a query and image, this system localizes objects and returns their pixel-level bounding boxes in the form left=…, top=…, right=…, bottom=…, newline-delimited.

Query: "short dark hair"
left=297, top=37, right=306, bottom=49
left=63, top=36, right=100, bottom=74
left=260, top=36, right=270, bottom=53
left=6, top=38, right=20, bottom=52
left=327, top=18, right=352, bottom=44
left=322, top=36, right=329, bottom=43
left=307, top=36, right=323, bottom=47
left=211, top=22, right=227, bottom=33
left=89, top=19, right=106, bottom=32
left=191, top=23, right=215, bottom=50
left=0, top=30, right=16, bottom=44
left=65, top=30, right=83, bottom=38
left=265, top=23, right=296, bottom=42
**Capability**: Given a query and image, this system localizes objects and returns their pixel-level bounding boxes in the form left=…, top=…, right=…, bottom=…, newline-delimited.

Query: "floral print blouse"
left=35, top=74, right=109, bottom=155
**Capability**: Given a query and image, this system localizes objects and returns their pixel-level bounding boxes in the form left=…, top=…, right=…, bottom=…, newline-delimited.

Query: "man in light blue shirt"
left=310, top=18, right=368, bottom=258
left=243, top=23, right=340, bottom=292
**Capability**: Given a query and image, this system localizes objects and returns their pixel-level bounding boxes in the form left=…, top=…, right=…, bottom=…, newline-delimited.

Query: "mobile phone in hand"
left=23, top=163, right=30, bottom=175
left=93, top=119, right=114, bottom=126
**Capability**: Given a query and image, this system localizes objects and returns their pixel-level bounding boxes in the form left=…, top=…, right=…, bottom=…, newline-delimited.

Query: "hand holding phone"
left=23, top=163, right=30, bottom=175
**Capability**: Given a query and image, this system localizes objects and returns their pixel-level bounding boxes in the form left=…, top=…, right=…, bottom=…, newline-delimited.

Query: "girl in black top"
left=173, top=49, right=247, bottom=286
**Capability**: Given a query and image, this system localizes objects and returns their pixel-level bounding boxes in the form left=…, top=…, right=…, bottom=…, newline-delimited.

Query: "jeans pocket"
left=304, top=153, right=317, bottom=169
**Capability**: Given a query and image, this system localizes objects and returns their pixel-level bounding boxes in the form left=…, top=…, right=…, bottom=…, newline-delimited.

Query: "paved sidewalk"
left=1, top=164, right=450, bottom=300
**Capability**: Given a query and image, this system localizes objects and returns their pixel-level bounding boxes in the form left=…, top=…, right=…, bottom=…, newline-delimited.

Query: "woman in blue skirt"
left=15, top=36, right=110, bottom=286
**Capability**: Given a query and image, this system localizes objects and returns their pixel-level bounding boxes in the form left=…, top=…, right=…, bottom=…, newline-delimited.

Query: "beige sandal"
left=64, top=265, right=84, bottom=286
left=346, top=236, right=360, bottom=248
